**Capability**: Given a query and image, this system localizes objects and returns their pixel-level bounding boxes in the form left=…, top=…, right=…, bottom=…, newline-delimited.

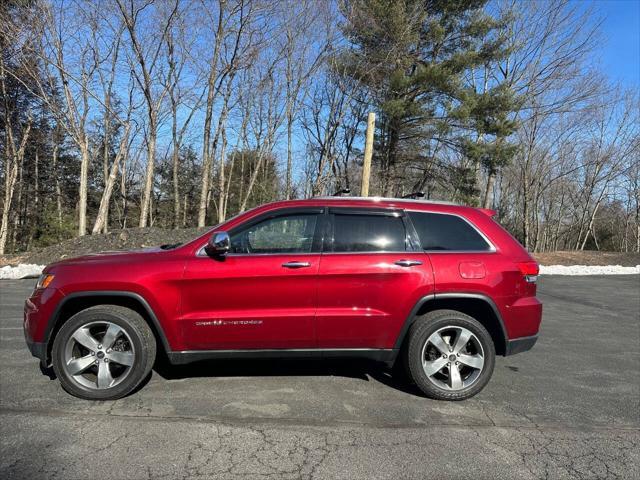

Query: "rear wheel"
left=52, top=305, right=156, bottom=400
left=405, top=309, right=495, bottom=400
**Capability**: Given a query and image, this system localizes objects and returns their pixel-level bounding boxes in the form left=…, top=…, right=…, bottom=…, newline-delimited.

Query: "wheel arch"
left=393, top=293, right=508, bottom=357
left=44, top=291, right=171, bottom=365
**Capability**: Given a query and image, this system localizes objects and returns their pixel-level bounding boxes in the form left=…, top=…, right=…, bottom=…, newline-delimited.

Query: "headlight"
left=36, top=273, right=55, bottom=289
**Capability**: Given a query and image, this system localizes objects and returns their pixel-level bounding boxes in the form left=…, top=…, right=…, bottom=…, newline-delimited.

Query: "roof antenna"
left=333, top=188, right=351, bottom=197
left=402, top=191, right=425, bottom=199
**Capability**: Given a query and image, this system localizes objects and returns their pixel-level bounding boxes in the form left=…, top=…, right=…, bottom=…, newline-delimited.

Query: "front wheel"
left=52, top=305, right=156, bottom=400
left=405, top=309, right=495, bottom=401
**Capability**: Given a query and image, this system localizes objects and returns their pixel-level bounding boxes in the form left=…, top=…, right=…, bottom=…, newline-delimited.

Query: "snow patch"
left=539, top=264, right=640, bottom=275
left=0, top=264, right=45, bottom=280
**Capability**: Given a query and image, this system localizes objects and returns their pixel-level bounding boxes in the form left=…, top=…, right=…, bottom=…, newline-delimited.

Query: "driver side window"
left=229, top=213, right=319, bottom=254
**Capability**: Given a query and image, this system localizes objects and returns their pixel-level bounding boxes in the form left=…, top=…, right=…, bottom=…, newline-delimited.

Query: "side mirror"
left=205, top=231, right=230, bottom=256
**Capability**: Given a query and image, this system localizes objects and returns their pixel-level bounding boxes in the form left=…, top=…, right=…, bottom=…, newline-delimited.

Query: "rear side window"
left=408, top=212, right=491, bottom=251
left=332, top=214, right=406, bottom=252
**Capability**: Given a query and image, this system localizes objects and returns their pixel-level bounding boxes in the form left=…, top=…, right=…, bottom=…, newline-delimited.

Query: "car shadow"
left=152, top=357, right=427, bottom=398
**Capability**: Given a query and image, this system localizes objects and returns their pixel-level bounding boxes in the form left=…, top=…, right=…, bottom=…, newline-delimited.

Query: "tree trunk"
left=197, top=2, right=226, bottom=227
left=52, top=144, right=62, bottom=228
left=482, top=170, right=496, bottom=209
left=93, top=125, right=130, bottom=234
left=217, top=124, right=228, bottom=223
left=78, top=137, right=90, bottom=236
left=139, top=115, right=157, bottom=228
left=286, top=102, right=293, bottom=200
left=0, top=160, right=18, bottom=255
left=0, top=121, right=31, bottom=254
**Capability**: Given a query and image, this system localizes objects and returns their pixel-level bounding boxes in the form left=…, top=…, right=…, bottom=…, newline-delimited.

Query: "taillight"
left=517, top=261, right=539, bottom=283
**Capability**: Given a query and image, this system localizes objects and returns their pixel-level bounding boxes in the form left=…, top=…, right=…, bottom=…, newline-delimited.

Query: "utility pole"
left=360, top=112, right=375, bottom=196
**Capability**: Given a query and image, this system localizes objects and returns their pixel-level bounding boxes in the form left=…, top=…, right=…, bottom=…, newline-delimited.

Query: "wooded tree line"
left=1, top=0, right=638, bottom=255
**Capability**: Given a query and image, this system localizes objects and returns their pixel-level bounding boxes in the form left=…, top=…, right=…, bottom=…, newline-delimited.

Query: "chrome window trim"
left=196, top=247, right=323, bottom=258
left=319, top=251, right=412, bottom=256
left=405, top=209, right=497, bottom=253
left=423, top=250, right=497, bottom=254
left=196, top=247, right=413, bottom=257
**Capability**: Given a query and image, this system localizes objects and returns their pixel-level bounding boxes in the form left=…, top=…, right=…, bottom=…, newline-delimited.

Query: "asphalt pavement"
left=1, top=276, right=638, bottom=479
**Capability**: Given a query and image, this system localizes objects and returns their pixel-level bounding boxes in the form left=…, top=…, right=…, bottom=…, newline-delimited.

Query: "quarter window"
left=408, top=212, right=491, bottom=251
left=229, top=213, right=319, bottom=254
left=332, top=214, right=406, bottom=252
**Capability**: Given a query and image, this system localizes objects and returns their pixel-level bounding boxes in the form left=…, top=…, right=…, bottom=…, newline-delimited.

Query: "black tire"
left=52, top=305, right=156, bottom=400
left=404, top=309, right=495, bottom=401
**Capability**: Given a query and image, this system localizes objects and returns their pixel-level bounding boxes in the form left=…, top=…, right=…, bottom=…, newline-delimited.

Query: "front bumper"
left=24, top=315, right=47, bottom=365
left=24, top=287, right=64, bottom=367
left=25, top=336, right=47, bottom=365
left=505, top=334, right=538, bottom=355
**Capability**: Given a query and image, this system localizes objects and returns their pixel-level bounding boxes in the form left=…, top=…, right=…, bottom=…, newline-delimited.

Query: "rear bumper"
left=505, top=334, right=538, bottom=356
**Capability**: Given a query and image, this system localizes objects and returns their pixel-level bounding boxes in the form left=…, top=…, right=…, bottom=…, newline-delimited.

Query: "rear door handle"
left=282, top=261, right=311, bottom=269
left=395, top=259, right=423, bottom=267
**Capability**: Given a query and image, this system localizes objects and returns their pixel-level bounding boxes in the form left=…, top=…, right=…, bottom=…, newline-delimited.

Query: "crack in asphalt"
left=2, top=406, right=638, bottom=432
left=2, top=410, right=637, bottom=480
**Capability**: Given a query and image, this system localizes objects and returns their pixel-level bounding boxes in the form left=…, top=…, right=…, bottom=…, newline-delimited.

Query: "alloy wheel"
left=63, top=321, right=136, bottom=390
left=421, top=326, right=485, bottom=391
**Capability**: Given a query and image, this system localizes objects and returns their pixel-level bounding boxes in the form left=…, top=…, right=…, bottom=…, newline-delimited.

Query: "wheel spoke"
left=428, top=332, right=450, bottom=355
left=458, top=353, right=484, bottom=370
left=452, top=329, right=472, bottom=354
left=422, top=357, right=448, bottom=376
left=96, top=362, right=114, bottom=388
left=448, top=363, right=463, bottom=390
left=72, top=328, right=99, bottom=351
left=108, top=351, right=134, bottom=367
left=101, top=323, right=123, bottom=350
left=67, top=355, right=95, bottom=375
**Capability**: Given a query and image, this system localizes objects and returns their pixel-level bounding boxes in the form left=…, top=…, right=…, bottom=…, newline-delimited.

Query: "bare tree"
left=0, top=55, right=32, bottom=254
left=116, top=0, right=179, bottom=228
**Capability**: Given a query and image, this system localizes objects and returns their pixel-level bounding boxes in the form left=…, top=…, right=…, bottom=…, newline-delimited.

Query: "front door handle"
left=282, top=261, right=311, bottom=269
left=395, top=259, right=423, bottom=267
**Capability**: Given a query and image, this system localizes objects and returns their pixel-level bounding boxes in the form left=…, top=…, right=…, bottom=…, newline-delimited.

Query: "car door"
left=316, top=207, right=434, bottom=349
left=181, top=208, right=323, bottom=350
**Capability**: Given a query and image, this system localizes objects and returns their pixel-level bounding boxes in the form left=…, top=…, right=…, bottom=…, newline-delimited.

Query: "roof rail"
left=401, top=191, right=425, bottom=199
left=311, top=195, right=459, bottom=206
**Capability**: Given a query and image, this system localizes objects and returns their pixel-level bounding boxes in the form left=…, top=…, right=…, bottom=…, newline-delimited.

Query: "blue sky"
left=588, top=0, right=640, bottom=86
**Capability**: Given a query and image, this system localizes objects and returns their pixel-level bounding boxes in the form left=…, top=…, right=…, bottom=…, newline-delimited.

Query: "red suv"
left=24, top=197, right=541, bottom=401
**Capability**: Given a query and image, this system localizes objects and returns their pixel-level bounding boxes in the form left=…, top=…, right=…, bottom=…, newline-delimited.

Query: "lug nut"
left=455, top=361, right=459, bottom=365
left=90, top=351, right=95, bottom=356
left=94, top=360, right=99, bottom=364
left=104, top=358, right=109, bottom=363
left=106, top=348, right=112, bottom=353
left=98, top=344, right=103, bottom=349
left=442, top=354, right=447, bottom=358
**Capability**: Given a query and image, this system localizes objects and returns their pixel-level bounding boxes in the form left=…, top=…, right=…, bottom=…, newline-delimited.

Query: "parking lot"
left=1, top=276, right=638, bottom=479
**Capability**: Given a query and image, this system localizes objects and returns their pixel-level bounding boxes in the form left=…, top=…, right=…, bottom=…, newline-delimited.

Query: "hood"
left=45, top=246, right=166, bottom=270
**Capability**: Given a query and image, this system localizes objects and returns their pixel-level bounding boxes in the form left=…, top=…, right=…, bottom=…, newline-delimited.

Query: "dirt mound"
left=533, top=250, right=640, bottom=267
left=1, top=227, right=210, bottom=266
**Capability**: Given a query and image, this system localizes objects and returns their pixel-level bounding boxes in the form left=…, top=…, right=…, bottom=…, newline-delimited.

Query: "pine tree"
left=337, top=0, right=518, bottom=200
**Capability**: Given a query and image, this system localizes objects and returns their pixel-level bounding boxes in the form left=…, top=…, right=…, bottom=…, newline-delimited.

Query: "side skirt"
left=167, top=348, right=397, bottom=366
